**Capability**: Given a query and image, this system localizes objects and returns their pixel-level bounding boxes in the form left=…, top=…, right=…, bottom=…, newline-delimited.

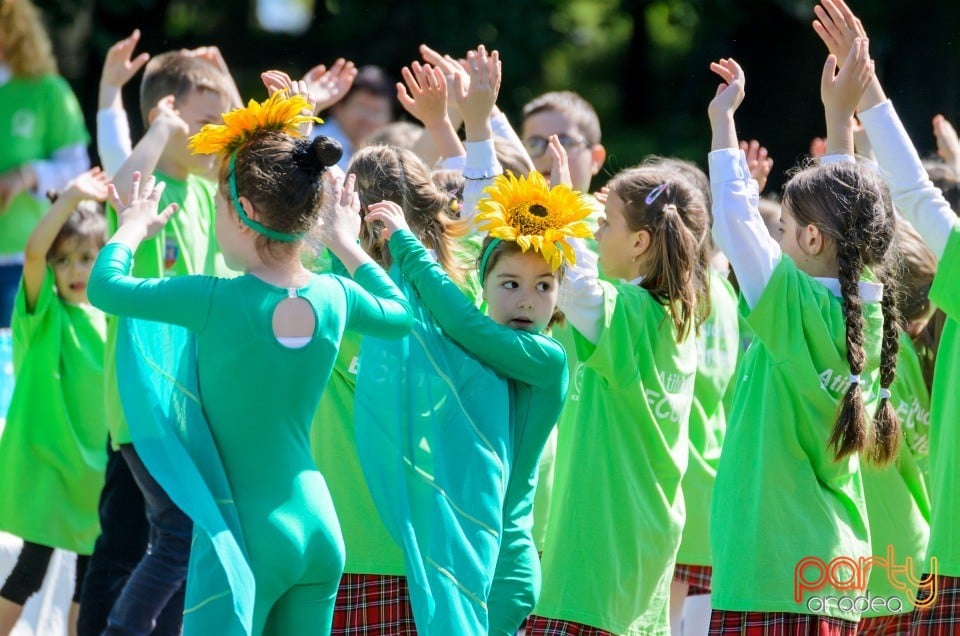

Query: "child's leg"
left=669, top=581, right=688, bottom=636
left=262, top=581, right=340, bottom=636
left=77, top=443, right=150, bottom=636
left=681, top=594, right=711, bottom=636
left=0, top=541, right=54, bottom=634
left=105, top=444, right=192, bottom=636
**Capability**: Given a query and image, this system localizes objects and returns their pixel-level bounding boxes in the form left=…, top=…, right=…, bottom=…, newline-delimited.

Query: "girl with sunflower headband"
left=527, top=161, right=710, bottom=633
left=358, top=163, right=592, bottom=635
left=86, top=91, right=414, bottom=636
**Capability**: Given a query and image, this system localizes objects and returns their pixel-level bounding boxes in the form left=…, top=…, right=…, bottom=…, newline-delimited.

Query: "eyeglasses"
left=522, top=134, right=587, bottom=158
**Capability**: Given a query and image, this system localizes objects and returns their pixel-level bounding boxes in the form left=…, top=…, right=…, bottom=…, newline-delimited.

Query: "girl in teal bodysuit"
left=87, top=119, right=413, bottom=636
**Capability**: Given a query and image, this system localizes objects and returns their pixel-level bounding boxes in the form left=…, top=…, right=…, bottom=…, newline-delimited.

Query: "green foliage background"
left=37, top=0, right=960, bottom=192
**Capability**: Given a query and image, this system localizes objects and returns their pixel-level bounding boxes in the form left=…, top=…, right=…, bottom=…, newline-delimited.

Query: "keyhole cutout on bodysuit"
left=272, top=292, right=316, bottom=349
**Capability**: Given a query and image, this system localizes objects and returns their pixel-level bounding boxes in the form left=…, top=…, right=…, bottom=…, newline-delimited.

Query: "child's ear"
left=589, top=144, right=607, bottom=177
left=239, top=195, right=259, bottom=224
left=803, top=223, right=826, bottom=256
left=634, top=228, right=652, bottom=258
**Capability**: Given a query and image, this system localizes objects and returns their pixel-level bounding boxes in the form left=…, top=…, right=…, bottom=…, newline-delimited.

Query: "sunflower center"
left=509, top=202, right=555, bottom=235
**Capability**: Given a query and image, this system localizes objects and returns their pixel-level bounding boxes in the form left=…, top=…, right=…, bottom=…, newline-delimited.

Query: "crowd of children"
left=1, top=0, right=959, bottom=634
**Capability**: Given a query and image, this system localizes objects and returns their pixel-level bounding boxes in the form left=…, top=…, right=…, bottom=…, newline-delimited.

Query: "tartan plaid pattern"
left=526, top=615, right=615, bottom=635
left=331, top=573, right=418, bottom=635
left=909, top=574, right=960, bottom=635
left=674, top=563, right=713, bottom=596
left=855, top=613, right=913, bottom=635
left=708, top=610, right=857, bottom=635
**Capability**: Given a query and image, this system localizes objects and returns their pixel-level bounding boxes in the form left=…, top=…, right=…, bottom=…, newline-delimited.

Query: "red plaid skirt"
left=526, top=615, right=615, bottom=635
left=708, top=610, right=857, bottom=635
left=674, top=563, right=713, bottom=596
left=331, top=573, right=417, bottom=635
left=855, top=613, right=913, bottom=635
left=909, top=573, right=960, bottom=635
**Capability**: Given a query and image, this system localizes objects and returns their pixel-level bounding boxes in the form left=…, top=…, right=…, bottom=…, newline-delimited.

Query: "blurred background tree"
left=34, top=0, right=960, bottom=192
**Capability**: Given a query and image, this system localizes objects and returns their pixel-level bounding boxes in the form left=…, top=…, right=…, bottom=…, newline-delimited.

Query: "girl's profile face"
left=483, top=249, right=558, bottom=333
left=596, top=191, right=643, bottom=280
left=50, top=235, right=100, bottom=305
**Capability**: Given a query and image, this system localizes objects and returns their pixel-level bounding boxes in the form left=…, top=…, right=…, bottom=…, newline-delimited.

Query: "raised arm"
left=706, top=58, right=780, bottom=309
left=813, top=0, right=957, bottom=257
left=97, top=29, right=149, bottom=174
left=366, top=202, right=565, bottom=387
left=111, top=97, right=188, bottom=202
left=396, top=62, right=465, bottom=162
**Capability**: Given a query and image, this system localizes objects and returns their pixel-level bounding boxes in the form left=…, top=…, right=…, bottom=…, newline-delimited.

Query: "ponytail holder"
left=878, top=388, right=892, bottom=400
left=228, top=151, right=304, bottom=243
left=849, top=374, right=861, bottom=385
left=645, top=183, right=669, bottom=205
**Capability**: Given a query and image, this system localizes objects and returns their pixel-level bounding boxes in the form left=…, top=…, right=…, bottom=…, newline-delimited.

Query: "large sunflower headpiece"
left=188, top=91, right=321, bottom=157
left=475, top=171, right=594, bottom=274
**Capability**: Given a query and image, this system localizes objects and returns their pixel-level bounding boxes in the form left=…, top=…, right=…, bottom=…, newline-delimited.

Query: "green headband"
left=228, top=151, right=304, bottom=243
left=478, top=237, right=502, bottom=282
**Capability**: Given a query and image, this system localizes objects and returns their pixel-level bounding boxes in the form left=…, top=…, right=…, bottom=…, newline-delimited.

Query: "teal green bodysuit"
left=88, top=242, right=413, bottom=636
left=381, top=229, right=568, bottom=634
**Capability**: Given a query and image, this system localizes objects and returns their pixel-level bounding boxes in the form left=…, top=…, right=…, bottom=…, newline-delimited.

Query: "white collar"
left=813, top=277, right=884, bottom=302
left=621, top=275, right=645, bottom=286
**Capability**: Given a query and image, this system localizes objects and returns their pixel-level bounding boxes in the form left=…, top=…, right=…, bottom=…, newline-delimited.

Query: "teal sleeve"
left=389, top=229, right=565, bottom=387
left=88, top=243, right=215, bottom=332
left=338, top=262, right=413, bottom=339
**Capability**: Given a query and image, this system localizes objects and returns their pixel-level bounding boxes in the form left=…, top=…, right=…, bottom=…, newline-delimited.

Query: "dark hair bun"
left=311, top=136, right=343, bottom=168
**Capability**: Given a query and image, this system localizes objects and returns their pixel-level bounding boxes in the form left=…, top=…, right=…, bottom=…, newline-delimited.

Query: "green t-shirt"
left=711, top=256, right=883, bottom=622
left=0, top=74, right=90, bottom=256
left=310, top=330, right=405, bottom=575
left=536, top=281, right=697, bottom=636
left=861, top=333, right=931, bottom=617
left=925, top=223, right=960, bottom=576
left=676, top=271, right=740, bottom=566
left=104, top=172, right=226, bottom=446
left=0, top=270, right=106, bottom=553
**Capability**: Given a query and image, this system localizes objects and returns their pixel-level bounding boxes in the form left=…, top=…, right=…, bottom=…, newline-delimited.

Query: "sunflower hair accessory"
left=189, top=91, right=322, bottom=242
left=475, top=171, right=593, bottom=278
left=188, top=91, right=321, bottom=157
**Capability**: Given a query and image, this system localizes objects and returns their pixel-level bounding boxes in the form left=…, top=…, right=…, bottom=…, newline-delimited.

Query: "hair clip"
left=878, top=387, right=891, bottom=400
left=849, top=374, right=861, bottom=385
left=645, top=183, right=668, bottom=205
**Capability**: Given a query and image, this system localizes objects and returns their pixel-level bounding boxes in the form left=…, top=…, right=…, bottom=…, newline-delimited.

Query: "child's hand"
left=101, top=29, right=150, bottom=93
left=152, top=95, right=190, bottom=137
left=933, top=114, right=960, bottom=174
left=108, top=172, right=178, bottom=240
left=708, top=58, right=746, bottom=121
left=261, top=70, right=318, bottom=135
left=64, top=167, right=110, bottom=204
left=739, top=139, right=774, bottom=194
left=821, top=38, right=873, bottom=125
left=810, top=137, right=828, bottom=157
left=813, top=0, right=868, bottom=65
left=364, top=201, right=410, bottom=241
left=594, top=186, right=609, bottom=205
left=319, top=171, right=362, bottom=250
left=397, top=63, right=449, bottom=129
left=180, top=46, right=229, bottom=75
left=419, top=44, right=470, bottom=124
left=302, top=58, right=357, bottom=114
left=454, top=45, right=501, bottom=140
left=548, top=135, right=573, bottom=188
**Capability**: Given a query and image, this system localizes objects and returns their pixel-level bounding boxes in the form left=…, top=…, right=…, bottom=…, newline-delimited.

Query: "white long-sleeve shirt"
left=96, top=107, right=133, bottom=176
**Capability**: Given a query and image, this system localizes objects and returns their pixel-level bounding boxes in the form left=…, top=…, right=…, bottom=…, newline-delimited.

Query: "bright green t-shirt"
left=104, top=172, right=225, bottom=447
left=711, top=256, right=883, bottom=622
left=537, top=281, right=697, bottom=636
left=676, top=271, right=740, bottom=566
left=0, top=75, right=90, bottom=256
left=310, top=330, right=405, bottom=575
left=925, top=223, right=960, bottom=577
left=0, top=270, right=106, bottom=553
left=860, top=333, right=930, bottom=617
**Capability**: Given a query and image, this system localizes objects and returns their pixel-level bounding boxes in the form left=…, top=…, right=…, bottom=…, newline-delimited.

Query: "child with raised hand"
left=79, top=51, right=240, bottom=636
left=396, top=60, right=465, bottom=163
left=813, top=0, right=960, bottom=630
left=706, top=40, right=900, bottom=634
left=96, top=29, right=150, bottom=175
left=310, top=146, right=473, bottom=633
left=0, top=168, right=109, bottom=635
left=362, top=165, right=589, bottom=635
left=88, top=92, right=413, bottom=636
left=528, top=156, right=708, bottom=634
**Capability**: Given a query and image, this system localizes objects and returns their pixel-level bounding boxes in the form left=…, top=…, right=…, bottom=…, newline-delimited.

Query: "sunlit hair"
left=0, top=0, right=56, bottom=77
left=219, top=131, right=340, bottom=261
left=349, top=145, right=469, bottom=285
left=522, top=91, right=601, bottom=145
left=606, top=166, right=711, bottom=343
left=782, top=160, right=900, bottom=465
left=139, top=51, right=233, bottom=125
